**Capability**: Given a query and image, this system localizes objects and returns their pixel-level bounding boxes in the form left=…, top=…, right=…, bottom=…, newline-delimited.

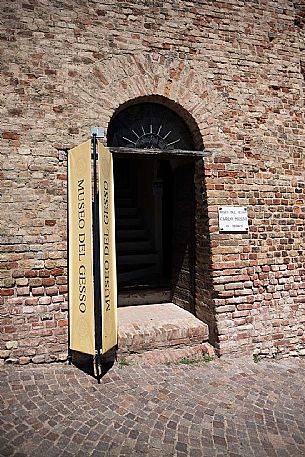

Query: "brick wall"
left=0, top=0, right=304, bottom=363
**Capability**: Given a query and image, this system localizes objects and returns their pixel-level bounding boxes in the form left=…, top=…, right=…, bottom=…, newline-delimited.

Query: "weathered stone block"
left=32, top=355, right=45, bottom=364
left=6, top=341, right=18, bottom=350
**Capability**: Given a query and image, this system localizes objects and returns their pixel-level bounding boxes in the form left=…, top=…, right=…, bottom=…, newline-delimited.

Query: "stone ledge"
left=118, top=303, right=209, bottom=355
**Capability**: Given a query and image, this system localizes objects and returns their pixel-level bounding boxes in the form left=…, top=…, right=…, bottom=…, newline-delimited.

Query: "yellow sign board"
left=68, top=140, right=95, bottom=356
left=98, top=143, right=118, bottom=353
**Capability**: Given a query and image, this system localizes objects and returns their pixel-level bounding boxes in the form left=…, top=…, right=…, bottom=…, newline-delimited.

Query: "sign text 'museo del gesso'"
left=218, top=206, right=249, bottom=232
left=98, top=143, right=117, bottom=354
left=68, top=140, right=95, bottom=356
left=68, top=139, right=117, bottom=358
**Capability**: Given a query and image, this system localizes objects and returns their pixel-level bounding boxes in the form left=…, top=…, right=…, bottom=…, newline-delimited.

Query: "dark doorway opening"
left=108, top=99, right=200, bottom=308
left=113, top=154, right=196, bottom=308
left=114, top=156, right=174, bottom=291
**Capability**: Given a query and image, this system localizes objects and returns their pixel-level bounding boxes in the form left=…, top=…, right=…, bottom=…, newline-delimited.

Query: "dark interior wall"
left=171, top=161, right=195, bottom=313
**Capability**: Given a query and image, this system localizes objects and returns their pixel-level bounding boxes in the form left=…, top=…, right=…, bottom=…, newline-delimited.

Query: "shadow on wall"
left=194, top=159, right=219, bottom=349
left=171, top=160, right=196, bottom=314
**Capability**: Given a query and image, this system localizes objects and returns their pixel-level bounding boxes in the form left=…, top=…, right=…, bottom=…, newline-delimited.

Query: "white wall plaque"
left=218, top=206, right=249, bottom=232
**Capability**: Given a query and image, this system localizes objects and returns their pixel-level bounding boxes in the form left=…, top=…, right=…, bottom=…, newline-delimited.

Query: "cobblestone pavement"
left=0, top=356, right=304, bottom=457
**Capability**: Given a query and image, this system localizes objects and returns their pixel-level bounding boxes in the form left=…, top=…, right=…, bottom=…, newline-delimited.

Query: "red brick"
left=12, top=270, right=24, bottom=278
left=4, top=326, right=16, bottom=333
left=32, top=287, right=45, bottom=296
left=24, top=270, right=38, bottom=278
left=0, top=289, right=14, bottom=296
left=42, top=278, right=56, bottom=287
left=45, top=287, right=58, bottom=296
left=2, top=132, right=20, bottom=140
left=50, top=268, right=64, bottom=277
left=17, top=287, right=30, bottom=296
left=58, top=319, right=68, bottom=327
left=56, top=276, right=67, bottom=285
left=58, top=285, right=68, bottom=294
left=25, top=298, right=38, bottom=306
left=39, top=270, right=50, bottom=278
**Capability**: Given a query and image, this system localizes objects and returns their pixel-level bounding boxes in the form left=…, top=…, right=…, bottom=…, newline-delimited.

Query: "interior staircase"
left=115, top=186, right=159, bottom=288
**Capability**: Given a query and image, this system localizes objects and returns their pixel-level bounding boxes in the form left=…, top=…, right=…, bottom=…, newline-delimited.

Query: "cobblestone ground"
left=0, top=356, right=304, bottom=457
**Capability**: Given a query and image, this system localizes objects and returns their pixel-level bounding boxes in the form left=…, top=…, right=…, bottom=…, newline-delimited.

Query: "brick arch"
left=87, top=54, right=227, bottom=150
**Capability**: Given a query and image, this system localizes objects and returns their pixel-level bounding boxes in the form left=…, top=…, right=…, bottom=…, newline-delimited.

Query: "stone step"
left=118, top=252, right=158, bottom=265
left=116, top=228, right=148, bottom=241
left=117, top=240, right=152, bottom=253
left=115, top=188, right=133, bottom=196
left=118, top=302, right=210, bottom=355
left=116, top=217, right=144, bottom=229
left=116, top=207, right=138, bottom=217
left=117, top=343, right=215, bottom=365
left=115, top=196, right=135, bottom=206
left=118, top=264, right=157, bottom=283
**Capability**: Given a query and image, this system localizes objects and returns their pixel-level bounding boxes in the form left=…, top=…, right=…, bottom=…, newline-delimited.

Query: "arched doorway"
left=107, top=99, right=203, bottom=310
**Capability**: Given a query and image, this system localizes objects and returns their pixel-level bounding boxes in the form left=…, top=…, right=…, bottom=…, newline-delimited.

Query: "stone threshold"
left=117, top=303, right=212, bottom=363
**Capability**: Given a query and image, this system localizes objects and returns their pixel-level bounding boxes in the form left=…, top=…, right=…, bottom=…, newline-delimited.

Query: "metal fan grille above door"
left=107, top=103, right=194, bottom=150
